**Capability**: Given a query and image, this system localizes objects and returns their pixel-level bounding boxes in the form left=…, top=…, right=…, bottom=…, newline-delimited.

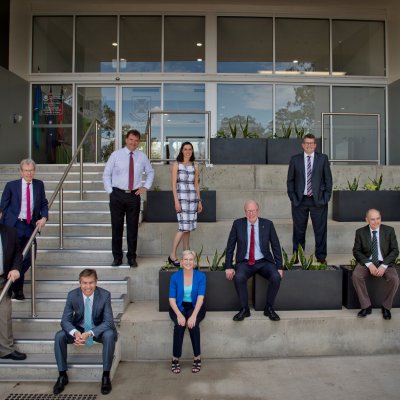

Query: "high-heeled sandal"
left=168, top=256, right=180, bottom=267
left=171, top=359, right=181, bottom=374
left=192, top=358, right=201, bottom=373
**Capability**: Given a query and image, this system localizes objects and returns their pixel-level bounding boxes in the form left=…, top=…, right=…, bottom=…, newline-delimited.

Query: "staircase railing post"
left=59, top=187, right=64, bottom=250
left=31, top=241, right=37, bottom=318
left=80, top=148, right=84, bottom=200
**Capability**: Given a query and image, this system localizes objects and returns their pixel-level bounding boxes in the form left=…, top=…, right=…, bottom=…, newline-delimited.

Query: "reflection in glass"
left=120, top=16, right=162, bottom=72
left=217, top=84, right=272, bottom=137
left=275, top=18, right=329, bottom=74
left=77, top=87, right=116, bottom=162
left=75, top=16, right=117, bottom=72
left=332, top=20, right=385, bottom=76
left=164, top=16, right=205, bottom=73
left=217, top=17, right=273, bottom=73
left=31, top=84, right=73, bottom=164
left=32, top=16, right=73, bottom=73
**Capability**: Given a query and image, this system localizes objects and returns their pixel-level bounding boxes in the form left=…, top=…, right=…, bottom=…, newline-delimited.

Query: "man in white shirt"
left=103, top=130, right=154, bottom=267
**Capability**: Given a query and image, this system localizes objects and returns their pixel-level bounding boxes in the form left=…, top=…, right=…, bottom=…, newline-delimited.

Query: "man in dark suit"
left=53, top=268, right=117, bottom=395
left=352, top=208, right=399, bottom=320
left=0, top=159, right=48, bottom=300
left=287, top=134, right=332, bottom=263
left=0, top=207, right=26, bottom=361
left=225, top=200, right=283, bottom=322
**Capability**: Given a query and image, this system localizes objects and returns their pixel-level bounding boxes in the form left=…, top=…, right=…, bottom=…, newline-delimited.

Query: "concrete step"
left=120, top=301, right=400, bottom=361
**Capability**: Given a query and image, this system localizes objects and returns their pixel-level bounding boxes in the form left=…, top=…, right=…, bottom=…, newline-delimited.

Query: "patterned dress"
left=176, top=162, right=198, bottom=232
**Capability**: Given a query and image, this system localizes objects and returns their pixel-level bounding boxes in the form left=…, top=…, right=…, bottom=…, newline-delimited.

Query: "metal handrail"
left=0, top=118, right=100, bottom=315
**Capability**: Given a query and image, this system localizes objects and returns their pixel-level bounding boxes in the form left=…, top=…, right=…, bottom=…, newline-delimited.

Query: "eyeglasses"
left=22, top=169, right=35, bottom=173
left=303, top=141, right=316, bottom=145
left=245, top=209, right=258, bottom=214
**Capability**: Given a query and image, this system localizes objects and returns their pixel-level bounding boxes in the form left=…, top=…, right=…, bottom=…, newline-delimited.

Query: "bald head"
left=244, top=200, right=260, bottom=224
left=365, top=208, right=381, bottom=230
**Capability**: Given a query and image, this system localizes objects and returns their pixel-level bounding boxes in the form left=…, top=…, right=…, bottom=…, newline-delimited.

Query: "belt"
left=113, top=187, right=137, bottom=194
left=244, top=258, right=266, bottom=264
left=303, top=194, right=313, bottom=198
left=17, top=218, right=29, bottom=223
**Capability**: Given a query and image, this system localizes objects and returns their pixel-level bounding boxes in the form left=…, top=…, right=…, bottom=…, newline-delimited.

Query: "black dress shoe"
left=14, top=291, right=25, bottom=301
left=168, top=256, right=180, bottom=267
left=233, top=308, right=251, bottom=321
left=382, top=306, right=392, bottom=320
left=357, top=306, right=372, bottom=318
left=128, top=258, right=138, bottom=268
left=111, top=259, right=122, bottom=267
left=101, top=375, right=112, bottom=395
left=1, top=350, right=27, bottom=360
left=53, top=375, right=69, bottom=395
left=317, top=258, right=327, bottom=264
left=264, top=306, right=280, bottom=321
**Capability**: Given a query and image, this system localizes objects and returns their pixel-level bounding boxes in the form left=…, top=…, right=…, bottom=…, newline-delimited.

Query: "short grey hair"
left=20, top=159, right=36, bottom=171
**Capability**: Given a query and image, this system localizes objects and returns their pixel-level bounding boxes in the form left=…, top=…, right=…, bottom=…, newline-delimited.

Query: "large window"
left=275, top=18, right=330, bottom=74
left=32, top=16, right=73, bottom=73
left=217, top=17, right=273, bottom=73
left=332, top=20, right=385, bottom=76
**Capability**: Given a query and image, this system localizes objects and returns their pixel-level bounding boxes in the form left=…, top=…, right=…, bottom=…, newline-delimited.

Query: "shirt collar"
left=247, top=218, right=259, bottom=227
left=304, top=152, right=315, bottom=158
left=369, top=226, right=380, bottom=234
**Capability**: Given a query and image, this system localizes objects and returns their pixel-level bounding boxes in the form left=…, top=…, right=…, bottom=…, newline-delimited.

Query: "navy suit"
left=287, top=152, right=332, bottom=260
left=225, top=217, right=282, bottom=310
left=0, top=178, right=48, bottom=293
left=54, top=286, right=117, bottom=372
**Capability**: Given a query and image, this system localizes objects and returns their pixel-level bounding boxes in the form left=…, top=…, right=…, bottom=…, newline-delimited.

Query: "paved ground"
left=1, top=355, right=399, bottom=400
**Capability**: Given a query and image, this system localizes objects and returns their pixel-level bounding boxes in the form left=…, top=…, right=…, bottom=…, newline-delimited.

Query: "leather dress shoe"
left=14, top=291, right=25, bottom=301
left=382, top=306, right=392, bottom=320
left=264, top=306, right=280, bottom=321
left=111, top=259, right=122, bottom=267
left=53, top=375, right=69, bottom=395
left=128, top=258, right=138, bottom=268
left=317, top=258, right=327, bottom=264
left=357, top=306, right=372, bottom=318
left=233, top=308, right=251, bottom=321
left=1, top=350, right=27, bottom=360
left=101, top=375, right=112, bottom=395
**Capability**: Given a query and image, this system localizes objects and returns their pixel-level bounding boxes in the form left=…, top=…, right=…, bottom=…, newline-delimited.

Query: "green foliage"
left=240, top=117, right=259, bottom=138
left=294, top=123, right=306, bottom=139
left=162, top=259, right=180, bottom=271
left=152, top=185, right=161, bottom=191
left=216, top=130, right=228, bottom=138
left=364, top=173, right=383, bottom=191
left=280, top=122, right=292, bottom=138
left=207, top=248, right=227, bottom=271
left=218, top=115, right=266, bottom=138
left=349, top=258, right=357, bottom=269
left=297, top=244, right=327, bottom=270
left=228, top=120, right=238, bottom=138
left=195, top=245, right=204, bottom=270
left=347, top=176, right=360, bottom=191
left=282, top=248, right=297, bottom=270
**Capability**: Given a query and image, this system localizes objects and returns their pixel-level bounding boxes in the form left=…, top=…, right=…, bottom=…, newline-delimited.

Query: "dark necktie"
left=371, top=230, right=379, bottom=266
left=248, top=224, right=255, bottom=266
left=128, top=151, right=134, bottom=191
left=26, top=182, right=31, bottom=224
left=306, top=156, right=312, bottom=196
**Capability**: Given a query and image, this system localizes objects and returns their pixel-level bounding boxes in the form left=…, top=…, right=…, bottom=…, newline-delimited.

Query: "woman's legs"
left=170, top=231, right=190, bottom=261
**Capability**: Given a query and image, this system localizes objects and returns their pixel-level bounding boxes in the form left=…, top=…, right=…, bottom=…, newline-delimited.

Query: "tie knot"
left=373, top=230, right=377, bottom=235
left=130, top=151, right=133, bottom=155
left=27, top=182, right=30, bottom=186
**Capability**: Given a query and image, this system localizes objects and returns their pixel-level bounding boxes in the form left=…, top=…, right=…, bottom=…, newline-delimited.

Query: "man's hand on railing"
left=8, top=270, right=20, bottom=282
left=36, top=217, right=47, bottom=232
left=135, top=187, right=147, bottom=196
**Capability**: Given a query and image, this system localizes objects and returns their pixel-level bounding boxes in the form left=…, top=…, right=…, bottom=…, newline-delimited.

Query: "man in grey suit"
left=287, top=133, right=332, bottom=263
left=53, top=269, right=117, bottom=395
left=225, top=200, right=283, bottom=322
left=352, top=209, right=399, bottom=320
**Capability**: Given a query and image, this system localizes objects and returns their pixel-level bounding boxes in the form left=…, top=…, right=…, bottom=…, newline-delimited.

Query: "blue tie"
left=84, top=297, right=94, bottom=348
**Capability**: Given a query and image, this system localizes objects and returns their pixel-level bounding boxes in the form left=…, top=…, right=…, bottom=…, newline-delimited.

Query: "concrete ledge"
left=120, top=302, right=400, bottom=361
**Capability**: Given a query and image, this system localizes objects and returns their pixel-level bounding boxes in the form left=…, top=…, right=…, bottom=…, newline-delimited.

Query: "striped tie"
left=306, top=156, right=313, bottom=196
left=371, top=231, right=379, bottom=266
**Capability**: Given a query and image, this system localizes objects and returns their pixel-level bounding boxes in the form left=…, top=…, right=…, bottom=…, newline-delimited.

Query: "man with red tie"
left=225, top=200, right=283, bottom=322
left=0, top=159, right=48, bottom=300
left=103, top=130, right=154, bottom=268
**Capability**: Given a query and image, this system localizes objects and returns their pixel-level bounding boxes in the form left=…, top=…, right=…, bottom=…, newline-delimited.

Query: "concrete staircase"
left=1, top=163, right=400, bottom=381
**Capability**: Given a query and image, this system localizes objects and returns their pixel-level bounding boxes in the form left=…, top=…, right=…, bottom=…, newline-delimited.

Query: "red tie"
left=128, top=151, right=134, bottom=190
left=26, top=182, right=31, bottom=225
left=248, top=224, right=255, bottom=266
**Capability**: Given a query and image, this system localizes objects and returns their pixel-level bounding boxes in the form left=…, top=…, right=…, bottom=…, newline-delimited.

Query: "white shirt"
left=303, top=152, right=314, bottom=195
left=365, top=227, right=387, bottom=269
left=103, top=147, right=154, bottom=194
left=18, top=179, right=34, bottom=220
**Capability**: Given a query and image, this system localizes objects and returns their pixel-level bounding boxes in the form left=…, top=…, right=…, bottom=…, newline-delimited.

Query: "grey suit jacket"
left=225, top=217, right=282, bottom=269
left=353, top=224, right=399, bottom=266
left=61, top=286, right=117, bottom=340
left=287, top=152, right=333, bottom=207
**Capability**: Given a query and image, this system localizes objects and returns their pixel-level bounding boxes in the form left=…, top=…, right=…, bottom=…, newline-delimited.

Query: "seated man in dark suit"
left=0, top=207, right=26, bottom=361
left=53, top=269, right=117, bottom=395
left=225, top=200, right=283, bottom=322
left=352, top=208, right=399, bottom=320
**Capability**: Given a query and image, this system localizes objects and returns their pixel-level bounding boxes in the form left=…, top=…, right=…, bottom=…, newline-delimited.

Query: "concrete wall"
left=0, top=67, right=29, bottom=162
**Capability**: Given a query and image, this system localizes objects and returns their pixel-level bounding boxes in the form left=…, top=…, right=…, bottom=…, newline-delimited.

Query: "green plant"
left=152, top=185, right=161, bottom=191
left=294, top=123, right=306, bottom=139
left=195, top=245, right=204, bottom=269
left=282, top=248, right=297, bottom=270
left=228, top=120, right=238, bottom=138
left=347, top=176, right=360, bottom=191
left=162, top=259, right=180, bottom=271
left=297, top=244, right=327, bottom=270
left=216, top=130, right=228, bottom=138
left=349, top=258, right=357, bottom=269
left=207, top=248, right=226, bottom=271
left=364, top=173, right=383, bottom=191
left=240, top=117, right=259, bottom=138
left=280, top=122, right=292, bottom=138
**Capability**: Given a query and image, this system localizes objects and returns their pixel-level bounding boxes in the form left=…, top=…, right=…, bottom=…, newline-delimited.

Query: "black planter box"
left=210, top=138, right=267, bottom=164
left=332, top=191, right=400, bottom=222
left=144, top=190, right=216, bottom=222
left=267, top=138, right=322, bottom=165
left=253, top=267, right=343, bottom=311
left=341, top=265, right=400, bottom=309
left=159, top=269, right=241, bottom=312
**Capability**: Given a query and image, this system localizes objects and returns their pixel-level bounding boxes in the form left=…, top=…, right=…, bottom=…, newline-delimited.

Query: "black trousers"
left=169, top=302, right=206, bottom=358
left=291, top=196, right=328, bottom=260
left=109, top=188, right=141, bottom=261
left=235, top=260, right=281, bottom=309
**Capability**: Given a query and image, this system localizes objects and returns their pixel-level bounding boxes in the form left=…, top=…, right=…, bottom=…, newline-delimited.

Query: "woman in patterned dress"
left=168, top=142, right=202, bottom=266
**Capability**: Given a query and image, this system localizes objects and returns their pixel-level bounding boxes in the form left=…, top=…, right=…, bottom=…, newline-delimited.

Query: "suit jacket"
left=61, top=286, right=117, bottom=340
left=0, top=178, right=49, bottom=227
left=287, top=152, right=333, bottom=207
left=225, top=217, right=282, bottom=269
left=0, top=224, right=23, bottom=276
left=353, top=224, right=399, bottom=266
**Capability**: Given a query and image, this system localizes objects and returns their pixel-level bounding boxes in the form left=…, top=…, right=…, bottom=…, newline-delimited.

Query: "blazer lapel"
left=17, top=179, right=23, bottom=208
left=92, top=287, right=99, bottom=319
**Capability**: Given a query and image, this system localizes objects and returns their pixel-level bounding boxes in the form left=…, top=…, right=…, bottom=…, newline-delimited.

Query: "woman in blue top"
left=169, top=250, right=206, bottom=374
